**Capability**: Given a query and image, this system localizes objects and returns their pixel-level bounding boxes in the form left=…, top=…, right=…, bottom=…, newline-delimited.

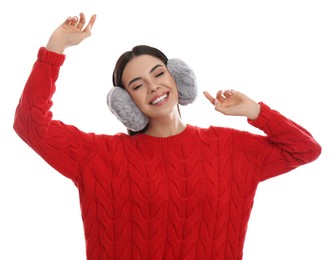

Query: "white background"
left=1, top=0, right=332, bottom=259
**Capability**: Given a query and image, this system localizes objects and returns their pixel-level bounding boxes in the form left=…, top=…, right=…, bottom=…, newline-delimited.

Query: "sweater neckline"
left=134, top=124, right=196, bottom=145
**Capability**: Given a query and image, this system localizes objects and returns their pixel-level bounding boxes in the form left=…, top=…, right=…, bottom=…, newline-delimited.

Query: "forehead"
left=122, top=55, right=165, bottom=81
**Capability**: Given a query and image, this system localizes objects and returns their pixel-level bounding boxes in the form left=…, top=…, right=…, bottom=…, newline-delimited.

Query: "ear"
left=106, top=87, right=149, bottom=132
left=167, top=58, right=198, bottom=105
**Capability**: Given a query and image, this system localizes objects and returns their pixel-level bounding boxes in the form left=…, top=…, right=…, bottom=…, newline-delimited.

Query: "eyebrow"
left=127, top=64, right=163, bottom=88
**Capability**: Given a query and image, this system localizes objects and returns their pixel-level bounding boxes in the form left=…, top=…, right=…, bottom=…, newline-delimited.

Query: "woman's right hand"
left=46, top=13, right=97, bottom=54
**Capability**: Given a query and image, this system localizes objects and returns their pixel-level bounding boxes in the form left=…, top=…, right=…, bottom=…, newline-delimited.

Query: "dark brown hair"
left=112, top=45, right=169, bottom=136
left=113, top=45, right=168, bottom=88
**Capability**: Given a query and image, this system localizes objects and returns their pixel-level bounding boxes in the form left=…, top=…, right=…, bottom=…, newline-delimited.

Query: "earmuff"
left=106, top=58, right=197, bottom=132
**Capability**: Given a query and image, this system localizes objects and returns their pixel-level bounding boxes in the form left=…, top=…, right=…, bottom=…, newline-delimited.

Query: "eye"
left=155, top=72, right=164, bottom=77
left=153, top=67, right=165, bottom=78
left=133, top=84, right=142, bottom=90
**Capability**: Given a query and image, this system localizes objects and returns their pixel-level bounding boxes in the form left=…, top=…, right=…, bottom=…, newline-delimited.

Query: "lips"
left=150, top=93, right=169, bottom=105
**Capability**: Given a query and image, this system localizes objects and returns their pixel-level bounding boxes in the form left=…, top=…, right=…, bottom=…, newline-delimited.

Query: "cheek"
left=171, top=78, right=178, bottom=93
left=165, top=74, right=177, bottom=89
left=130, top=91, right=145, bottom=107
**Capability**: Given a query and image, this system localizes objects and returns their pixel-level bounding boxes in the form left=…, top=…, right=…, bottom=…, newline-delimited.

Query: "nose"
left=147, top=82, right=159, bottom=94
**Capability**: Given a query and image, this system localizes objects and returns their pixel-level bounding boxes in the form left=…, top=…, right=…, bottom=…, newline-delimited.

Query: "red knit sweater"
left=13, top=47, right=321, bottom=260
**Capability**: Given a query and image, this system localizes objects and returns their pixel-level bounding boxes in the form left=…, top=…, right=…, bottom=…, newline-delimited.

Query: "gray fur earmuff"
left=106, top=58, right=197, bottom=132
left=106, top=87, right=149, bottom=132
left=167, top=58, right=197, bottom=105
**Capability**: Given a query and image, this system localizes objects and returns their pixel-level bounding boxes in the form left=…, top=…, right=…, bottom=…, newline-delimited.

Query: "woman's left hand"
left=203, top=89, right=261, bottom=120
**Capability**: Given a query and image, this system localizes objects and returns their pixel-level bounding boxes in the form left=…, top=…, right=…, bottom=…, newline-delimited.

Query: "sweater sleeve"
left=246, top=102, right=322, bottom=181
left=13, top=47, right=97, bottom=182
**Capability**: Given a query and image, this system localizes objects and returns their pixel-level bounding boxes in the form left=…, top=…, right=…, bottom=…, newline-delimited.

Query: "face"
left=122, top=55, right=179, bottom=119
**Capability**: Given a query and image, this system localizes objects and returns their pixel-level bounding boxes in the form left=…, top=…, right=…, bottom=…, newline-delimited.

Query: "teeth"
left=151, top=94, right=167, bottom=105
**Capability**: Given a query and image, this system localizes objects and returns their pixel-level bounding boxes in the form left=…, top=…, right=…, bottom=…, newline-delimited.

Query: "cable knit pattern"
left=13, top=47, right=321, bottom=260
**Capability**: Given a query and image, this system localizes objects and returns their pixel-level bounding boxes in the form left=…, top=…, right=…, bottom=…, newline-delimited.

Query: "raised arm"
left=204, top=89, right=321, bottom=180
left=13, top=13, right=98, bottom=182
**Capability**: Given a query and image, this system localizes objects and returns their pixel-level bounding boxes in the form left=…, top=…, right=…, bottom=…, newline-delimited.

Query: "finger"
left=70, top=16, right=79, bottom=26
left=220, top=91, right=241, bottom=107
left=65, top=16, right=78, bottom=26
left=216, top=90, right=225, bottom=103
left=203, top=91, right=215, bottom=105
left=64, top=16, right=72, bottom=25
left=222, top=89, right=233, bottom=98
left=76, top=13, right=86, bottom=30
left=83, top=14, right=97, bottom=32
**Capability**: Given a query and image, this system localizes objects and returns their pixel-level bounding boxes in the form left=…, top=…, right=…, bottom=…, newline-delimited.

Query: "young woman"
left=13, top=13, right=321, bottom=260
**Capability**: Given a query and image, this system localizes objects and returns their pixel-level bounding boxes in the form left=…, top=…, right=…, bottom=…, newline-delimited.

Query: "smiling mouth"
left=150, top=93, right=169, bottom=105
